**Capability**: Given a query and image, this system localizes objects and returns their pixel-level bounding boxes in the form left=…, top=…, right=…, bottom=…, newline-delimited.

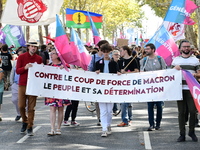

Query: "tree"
left=0, top=0, right=6, bottom=28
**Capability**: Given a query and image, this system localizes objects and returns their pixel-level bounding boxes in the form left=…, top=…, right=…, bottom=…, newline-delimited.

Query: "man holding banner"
left=172, top=40, right=200, bottom=142
left=16, top=40, right=42, bottom=136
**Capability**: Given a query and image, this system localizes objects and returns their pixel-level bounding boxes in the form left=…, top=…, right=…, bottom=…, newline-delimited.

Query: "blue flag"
left=164, top=0, right=198, bottom=25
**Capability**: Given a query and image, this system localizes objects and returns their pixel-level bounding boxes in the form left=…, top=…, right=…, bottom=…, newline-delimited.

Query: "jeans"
left=18, top=85, right=37, bottom=129
left=113, top=103, right=118, bottom=112
left=147, top=101, right=163, bottom=128
left=95, top=102, right=100, bottom=121
left=177, top=90, right=197, bottom=135
left=64, top=100, right=79, bottom=121
left=120, top=103, right=132, bottom=124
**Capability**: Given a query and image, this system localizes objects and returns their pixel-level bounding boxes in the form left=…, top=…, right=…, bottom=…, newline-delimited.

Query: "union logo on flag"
left=17, top=0, right=47, bottom=23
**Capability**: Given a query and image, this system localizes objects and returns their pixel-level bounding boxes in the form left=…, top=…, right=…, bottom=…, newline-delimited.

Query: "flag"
left=146, top=25, right=179, bottom=66
left=2, top=25, right=26, bottom=49
left=70, top=28, right=91, bottom=70
left=69, top=28, right=81, bottom=67
left=182, top=70, right=200, bottom=112
left=66, top=8, right=102, bottom=29
left=1, top=0, right=64, bottom=26
left=164, top=0, right=198, bottom=25
left=120, top=32, right=126, bottom=39
left=0, top=28, right=6, bottom=44
left=127, top=28, right=134, bottom=45
left=88, top=12, right=101, bottom=46
left=43, top=34, right=55, bottom=44
left=136, top=33, right=143, bottom=46
left=163, top=21, right=185, bottom=42
left=55, top=15, right=78, bottom=67
left=139, top=34, right=143, bottom=44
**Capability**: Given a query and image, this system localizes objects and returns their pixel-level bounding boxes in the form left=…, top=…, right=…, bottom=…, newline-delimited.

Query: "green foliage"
left=136, top=0, right=171, bottom=18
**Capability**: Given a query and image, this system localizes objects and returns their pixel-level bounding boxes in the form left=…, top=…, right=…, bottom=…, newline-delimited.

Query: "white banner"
left=1, top=0, right=64, bottom=26
left=26, top=64, right=182, bottom=103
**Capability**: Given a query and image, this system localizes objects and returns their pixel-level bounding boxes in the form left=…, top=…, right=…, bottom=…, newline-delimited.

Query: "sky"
left=141, top=5, right=163, bottom=39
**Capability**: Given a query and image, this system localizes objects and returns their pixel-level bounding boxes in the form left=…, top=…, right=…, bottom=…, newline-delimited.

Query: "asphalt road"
left=0, top=91, right=200, bottom=150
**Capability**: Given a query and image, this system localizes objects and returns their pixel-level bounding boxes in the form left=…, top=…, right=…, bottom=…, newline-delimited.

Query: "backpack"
left=143, top=55, right=162, bottom=66
left=142, top=55, right=164, bottom=71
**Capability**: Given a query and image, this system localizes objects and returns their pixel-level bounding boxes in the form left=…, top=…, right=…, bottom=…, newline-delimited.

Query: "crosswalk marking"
left=16, top=126, right=41, bottom=143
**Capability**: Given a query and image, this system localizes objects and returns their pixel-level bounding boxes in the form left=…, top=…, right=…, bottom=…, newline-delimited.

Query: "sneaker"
left=15, top=116, right=21, bottom=121
left=20, top=122, right=28, bottom=133
left=117, top=122, right=128, bottom=127
left=27, top=127, right=34, bottom=136
left=63, top=121, right=70, bottom=126
left=97, top=121, right=101, bottom=126
left=147, top=126, right=155, bottom=131
left=155, top=126, right=160, bottom=130
left=128, top=121, right=132, bottom=126
left=101, top=131, right=107, bottom=137
left=97, top=119, right=101, bottom=126
left=177, top=135, right=185, bottom=142
left=195, top=123, right=200, bottom=127
left=107, top=126, right=112, bottom=135
left=188, top=132, right=198, bottom=142
left=71, top=121, right=80, bottom=126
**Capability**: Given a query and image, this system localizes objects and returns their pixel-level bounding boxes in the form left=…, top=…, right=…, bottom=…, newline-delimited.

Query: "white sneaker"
left=71, top=121, right=80, bottom=126
left=63, top=121, right=70, bottom=126
left=101, top=131, right=107, bottom=137
left=107, top=126, right=112, bottom=135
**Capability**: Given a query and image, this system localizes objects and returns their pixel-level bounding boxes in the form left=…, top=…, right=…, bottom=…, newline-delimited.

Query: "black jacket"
left=95, top=59, right=120, bottom=73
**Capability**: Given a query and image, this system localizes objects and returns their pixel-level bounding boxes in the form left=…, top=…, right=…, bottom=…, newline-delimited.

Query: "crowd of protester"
left=0, top=39, right=200, bottom=142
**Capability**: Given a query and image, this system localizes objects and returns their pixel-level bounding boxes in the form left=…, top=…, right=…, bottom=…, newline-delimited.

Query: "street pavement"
left=0, top=90, right=200, bottom=150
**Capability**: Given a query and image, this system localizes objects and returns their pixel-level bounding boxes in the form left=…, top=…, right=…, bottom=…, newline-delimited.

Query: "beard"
left=182, top=50, right=190, bottom=55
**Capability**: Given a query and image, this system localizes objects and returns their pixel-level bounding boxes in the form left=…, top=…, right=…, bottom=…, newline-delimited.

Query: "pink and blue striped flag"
left=70, top=28, right=91, bottom=70
left=55, top=15, right=78, bottom=70
left=182, top=70, right=200, bottom=112
left=88, top=12, right=101, bottom=46
left=146, top=25, right=179, bottom=66
left=69, top=28, right=81, bottom=67
left=164, top=0, right=198, bottom=25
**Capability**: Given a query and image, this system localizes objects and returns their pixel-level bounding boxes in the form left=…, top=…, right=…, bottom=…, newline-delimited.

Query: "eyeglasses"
left=50, top=53, right=57, bottom=55
left=181, top=46, right=191, bottom=48
left=113, top=54, right=120, bottom=56
left=144, top=48, right=151, bottom=50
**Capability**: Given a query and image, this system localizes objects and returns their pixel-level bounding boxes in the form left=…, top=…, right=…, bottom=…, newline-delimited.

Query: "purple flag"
left=182, top=70, right=200, bottom=112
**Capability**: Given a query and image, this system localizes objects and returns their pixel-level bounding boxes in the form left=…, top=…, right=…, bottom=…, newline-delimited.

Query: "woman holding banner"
left=45, top=49, right=71, bottom=136
left=95, top=43, right=120, bottom=137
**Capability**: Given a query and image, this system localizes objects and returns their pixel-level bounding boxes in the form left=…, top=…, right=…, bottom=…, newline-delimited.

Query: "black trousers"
left=177, top=90, right=197, bottom=135
left=64, top=100, right=79, bottom=121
